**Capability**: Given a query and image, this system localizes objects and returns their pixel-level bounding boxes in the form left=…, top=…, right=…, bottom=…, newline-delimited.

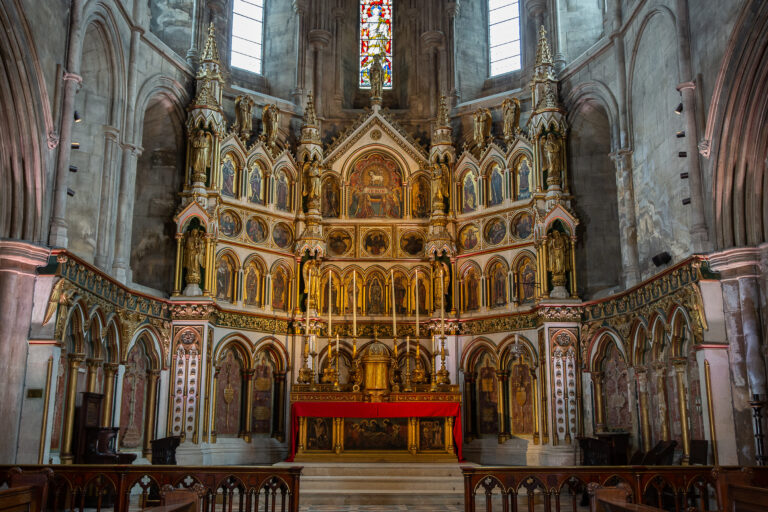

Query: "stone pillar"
left=636, top=369, right=652, bottom=451
left=496, top=370, right=510, bottom=443
left=94, top=127, right=120, bottom=269
left=308, top=30, right=331, bottom=117
left=609, top=150, right=641, bottom=287
left=0, top=242, right=50, bottom=463
left=60, top=354, right=85, bottom=464
left=446, top=2, right=460, bottom=104
left=112, top=143, right=142, bottom=282
left=101, top=363, right=119, bottom=427
left=242, top=369, right=254, bottom=442
left=273, top=371, right=287, bottom=442
left=292, top=0, right=308, bottom=104
left=142, top=369, right=160, bottom=458
left=592, top=371, right=606, bottom=432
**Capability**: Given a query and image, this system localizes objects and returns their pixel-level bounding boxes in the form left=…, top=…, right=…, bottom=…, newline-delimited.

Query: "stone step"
left=300, top=475, right=461, bottom=492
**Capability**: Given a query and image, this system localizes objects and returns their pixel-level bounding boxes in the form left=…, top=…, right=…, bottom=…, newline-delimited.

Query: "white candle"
left=440, top=267, right=445, bottom=336
left=415, top=270, right=420, bottom=337
left=328, top=270, right=332, bottom=336
left=305, top=267, right=312, bottom=336
left=336, top=334, right=339, bottom=364
left=352, top=270, right=357, bottom=337
left=391, top=269, right=397, bottom=337
left=406, top=336, right=410, bottom=358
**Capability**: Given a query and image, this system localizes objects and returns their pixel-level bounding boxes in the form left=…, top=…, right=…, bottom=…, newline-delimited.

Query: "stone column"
left=112, top=143, right=142, bottom=282
left=242, top=369, right=254, bottom=442
left=85, top=358, right=102, bottom=393
left=273, top=371, right=287, bottom=442
left=636, top=369, right=652, bottom=451
left=0, top=242, right=50, bottom=463
left=292, top=0, right=308, bottom=104
left=94, top=127, right=120, bottom=269
left=60, top=353, right=85, bottom=464
left=609, top=150, right=641, bottom=287
left=592, top=371, right=606, bottom=432
left=101, top=363, right=119, bottom=427
left=673, top=358, right=691, bottom=464
left=496, top=370, right=510, bottom=443
left=446, top=2, right=460, bottom=104
left=142, top=369, right=160, bottom=458
left=308, top=30, right=331, bottom=117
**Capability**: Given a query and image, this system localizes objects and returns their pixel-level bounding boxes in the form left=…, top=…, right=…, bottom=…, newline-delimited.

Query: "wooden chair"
left=688, top=439, right=708, bottom=465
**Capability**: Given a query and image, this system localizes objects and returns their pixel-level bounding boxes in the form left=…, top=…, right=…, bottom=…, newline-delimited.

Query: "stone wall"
left=149, top=0, right=194, bottom=58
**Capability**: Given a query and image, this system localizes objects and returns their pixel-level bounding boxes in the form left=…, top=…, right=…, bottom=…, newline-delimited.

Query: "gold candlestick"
left=437, top=334, right=450, bottom=385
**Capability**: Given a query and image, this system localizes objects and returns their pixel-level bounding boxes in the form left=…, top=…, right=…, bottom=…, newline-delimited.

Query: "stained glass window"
left=359, top=0, right=392, bottom=89
left=231, top=0, right=264, bottom=74
left=489, top=0, right=521, bottom=76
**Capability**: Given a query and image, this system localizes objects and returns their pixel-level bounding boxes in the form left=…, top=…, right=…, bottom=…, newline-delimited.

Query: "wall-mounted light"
left=69, top=165, right=78, bottom=173
left=73, top=111, right=82, bottom=123
left=66, top=188, right=75, bottom=197
left=676, top=131, right=685, bottom=138
left=674, top=103, right=683, bottom=114
left=71, top=142, right=80, bottom=150
left=652, top=251, right=672, bottom=267
left=678, top=151, right=687, bottom=157
left=680, top=172, right=689, bottom=179
left=682, top=198, right=691, bottom=205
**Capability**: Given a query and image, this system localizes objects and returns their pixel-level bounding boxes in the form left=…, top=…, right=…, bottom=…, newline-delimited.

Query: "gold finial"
left=201, top=22, right=221, bottom=64
left=304, top=92, right=318, bottom=126
left=437, top=94, right=450, bottom=127
left=535, top=25, right=553, bottom=67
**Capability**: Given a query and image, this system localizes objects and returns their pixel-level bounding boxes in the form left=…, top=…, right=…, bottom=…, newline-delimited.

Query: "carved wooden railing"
left=461, top=466, right=768, bottom=512
left=0, top=465, right=302, bottom=512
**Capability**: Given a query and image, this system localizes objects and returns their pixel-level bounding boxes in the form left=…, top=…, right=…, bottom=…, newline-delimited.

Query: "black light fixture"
left=69, top=165, right=78, bottom=173
left=73, top=111, right=82, bottom=123
left=680, top=172, right=689, bottom=179
left=71, top=142, right=80, bottom=150
left=66, top=188, right=75, bottom=197
left=674, top=103, right=683, bottom=114
left=682, top=198, right=691, bottom=205
left=676, top=130, right=685, bottom=138
left=678, top=151, right=687, bottom=157
left=652, top=252, right=672, bottom=267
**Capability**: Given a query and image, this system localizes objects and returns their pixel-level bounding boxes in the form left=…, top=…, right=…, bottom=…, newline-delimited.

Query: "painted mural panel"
left=322, top=179, right=340, bottom=218
left=307, top=417, right=333, bottom=450
left=215, top=350, right=243, bottom=436
left=477, top=353, right=499, bottom=435
left=517, top=257, right=536, bottom=303
left=411, top=175, right=430, bottom=218
left=272, top=223, right=293, bottom=249
left=344, top=417, right=408, bottom=450
left=363, top=230, right=389, bottom=256
left=119, top=344, right=149, bottom=448
left=328, top=230, right=353, bottom=256
left=400, top=231, right=424, bottom=256
left=509, top=363, right=534, bottom=434
left=462, top=174, right=477, bottom=213
left=251, top=354, right=273, bottom=434
left=272, top=268, right=289, bottom=311
left=419, top=418, right=445, bottom=450
left=484, top=218, right=506, bottom=245
left=510, top=211, right=533, bottom=240
left=221, top=154, right=238, bottom=197
left=220, top=210, right=241, bottom=237
left=488, top=167, right=503, bottom=206
left=458, top=225, right=479, bottom=252
left=244, top=262, right=262, bottom=306
left=515, top=157, right=531, bottom=199
left=348, top=153, right=403, bottom=219
left=248, top=163, right=263, bottom=204
left=463, top=268, right=480, bottom=311
left=245, top=217, right=267, bottom=244
left=275, top=171, right=290, bottom=211
left=488, top=261, right=507, bottom=307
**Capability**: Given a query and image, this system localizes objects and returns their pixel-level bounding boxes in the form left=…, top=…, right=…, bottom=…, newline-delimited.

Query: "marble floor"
left=299, top=506, right=464, bottom=512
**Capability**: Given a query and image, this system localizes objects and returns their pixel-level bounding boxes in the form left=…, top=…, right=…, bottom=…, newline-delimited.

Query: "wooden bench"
left=0, top=487, right=40, bottom=512
left=590, top=483, right=665, bottom=512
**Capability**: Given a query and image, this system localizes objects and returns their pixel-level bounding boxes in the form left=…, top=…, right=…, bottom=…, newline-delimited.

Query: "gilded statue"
left=261, top=104, right=280, bottom=148
left=431, top=162, right=449, bottom=206
left=233, top=95, right=255, bottom=139
left=302, top=259, right=320, bottom=307
left=190, top=129, right=212, bottom=183
left=370, top=54, right=384, bottom=101
left=502, top=97, right=520, bottom=143
left=547, top=230, right=570, bottom=286
left=183, top=229, right=205, bottom=287
left=543, top=132, right=563, bottom=187
left=473, top=107, right=493, bottom=148
left=432, top=260, right=450, bottom=309
left=411, top=357, right=426, bottom=384
left=302, top=157, right=322, bottom=211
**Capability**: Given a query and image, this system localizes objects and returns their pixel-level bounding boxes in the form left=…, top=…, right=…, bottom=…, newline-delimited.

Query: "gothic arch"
left=215, top=334, right=254, bottom=369
left=126, top=325, right=163, bottom=370
left=498, top=334, right=537, bottom=367
left=563, top=80, right=621, bottom=151
left=254, top=336, right=289, bottom=373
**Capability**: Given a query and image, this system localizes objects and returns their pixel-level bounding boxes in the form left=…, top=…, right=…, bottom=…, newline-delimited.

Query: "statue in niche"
left=502, top=97, right=520, bottom=143
left=473, top=108, right=492, bottom=149
left=261, top=104, right=280, bottom=148
left=432, top=261, right=450, bottom=311
left=322, top=179, right=339, bottom=218
left=370, top=54, right=384, bottom=101
left=234, top=95, right=255, bottom=140
left=547, top=230, right=570, bottom=289
left=302, top=259, right=320, bottom=308
left=411, top=357, right=426, bottom=384
left=190, top=129, right=212, bottom=183
left=183, top=229, right=205, bottom=290
left=543, top=132, right=563, bottom=187
left=431, top=161, right=449, bottom=210
left=302, top=157, right=322, bottom=212
left=489, top=168, right=503, bottom=206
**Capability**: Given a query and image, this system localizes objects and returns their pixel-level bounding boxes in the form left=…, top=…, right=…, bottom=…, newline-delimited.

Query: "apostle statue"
left=543, top=132, right=563, bottom=187
left=233, top=95, right=255, bottom=140
left=473, top=108, right=493, bottom=149
left=431, top=162, right=449, bottom=208
left=190, top=129, right=212, bottom=184
left=370, top=54, right=384, bottom=102
left=502, top=97, right=520, bottom=143
left=302, top=259, right=320, bottom=308
left=546, top=230, right=570, bottom=288
left=432, top=260, right=451, bottom=311
left=302, top=157, right=322, bottom=212
left=183, top=229, right=205, bottom=290
left=261, top=103, right=280, bottom=148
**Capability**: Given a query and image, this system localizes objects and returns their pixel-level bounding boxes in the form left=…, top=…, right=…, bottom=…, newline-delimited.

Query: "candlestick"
left=352, top=270, right=357, bottom=337
left=391, top=269, right=397, bottom=337
left=415, top=269, right=419, bottom=337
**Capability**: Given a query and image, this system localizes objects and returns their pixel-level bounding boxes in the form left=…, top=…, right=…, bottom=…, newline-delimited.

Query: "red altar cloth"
left=286, top=401, right=463, bottom=461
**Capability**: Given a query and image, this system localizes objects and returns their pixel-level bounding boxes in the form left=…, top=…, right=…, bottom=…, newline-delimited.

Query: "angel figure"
left=543, top=132, right=563, bottom=187
left=190, top=129, right=212, bottom=183
left=233, top=95, right=255, bottom=139
left=502, top=97, right=520, bottom=143
left=473, top=108, right=493, bottom=148
left=302, top=157, right=322, bottom=212
left=183, top=229, right=205, bottom=287
left=261, top=104, right=280, bottom=148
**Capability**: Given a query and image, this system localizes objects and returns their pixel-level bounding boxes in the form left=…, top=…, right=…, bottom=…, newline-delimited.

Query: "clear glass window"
left=231, top=0, right=264, bottom=74
left=489, top=0, right=521, bottom=76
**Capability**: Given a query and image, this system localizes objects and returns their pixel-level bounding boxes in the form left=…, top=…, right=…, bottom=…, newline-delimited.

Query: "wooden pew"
left=589, top=483, right=665, bottom=512
left=0, top=487, right=39, bottom=512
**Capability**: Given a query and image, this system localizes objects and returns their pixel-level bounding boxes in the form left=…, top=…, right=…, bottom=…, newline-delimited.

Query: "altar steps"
left=276, top=462, right=468, bottom=506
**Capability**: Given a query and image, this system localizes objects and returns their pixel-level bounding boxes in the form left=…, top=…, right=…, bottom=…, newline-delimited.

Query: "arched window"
left=231, top=0, right=264, bottom=74
left=489, top=0, right=521, bottom=76
left=359, top=0, right=392, bottom=89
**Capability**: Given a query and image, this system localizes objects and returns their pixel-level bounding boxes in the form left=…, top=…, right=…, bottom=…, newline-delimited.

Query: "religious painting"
left=418, top=418, right=445, bottom=450
left=412, top=273, right=429, bottom=315
left=272, top=222, right=293, bottom=249
left=221, top=154, right=238, bottom=198
left=275, top=170, right=290, bottom=211
left=463, top=267, right=480, bottom=312
left=366, top=274, right=385, bottom=314
left=248, top=163, right=264, bottom=204
left=322, top=274, right=341, bottom=314
left=517, top=257, right=536, bottom=303
left=458, top=224, right=479, bottom=252
left=216, top=255, right=236, bottom=301
left=348, top=153, right=403, bottom=219
left=399, top=231, right=424, bottom=256
left=393, top=272, right=408, bottom=314
left=119, top=343, right=149, bottom=448
left=322, top=178, right=340, bottom=218
left=515, top=156, right=531, bottom=200
left=327, top=230, right=352, bottom=256
left=344, top=417, right=408, bottom=450
left=344, top=273, right=363, bottom=315
left=488, top=261, right=507, bottom=308
left=411, top=175, right=430, bottom=218
left=359, top=0, right=393, bottom=89
left=245, top=217, right=267, bottom=244
left=363, top=229, right=389, bottom=256
left=251, top=352, right=273, bottom=434
left=510, top=211, right=533, bottom=240
left=488, top=166, right=504, bottom=206
left=462, top=173, right=477, bottom=213
left=220, top=210, right=241, bottom=238
left=602, top=344, right=631, bottom=431
left=272, top=268, right=289, bottom=311
left=484, top=217, right=506, bottom=245
left=215, top=349, right=243, bottom=436
left=244, top=261, right=262, bottom=307
left=509, top=362, right=534, bottom=435
left=477, top=353, right=499, bottom=435
left=307, top=417, right=333, bottom=450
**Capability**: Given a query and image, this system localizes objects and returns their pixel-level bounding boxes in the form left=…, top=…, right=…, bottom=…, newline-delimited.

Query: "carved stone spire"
left=201, top=22, right=221, bottom=64
left=437, top=94, right=450, bottom=128
left=535, top=25, right=553, bottom=68
left=304, top=92, right=318, bottom=127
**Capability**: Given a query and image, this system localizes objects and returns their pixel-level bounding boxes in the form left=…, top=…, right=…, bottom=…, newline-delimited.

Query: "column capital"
left=0, top=241, right=51, bottom=275
left=104, top=362, right=120, bottom=373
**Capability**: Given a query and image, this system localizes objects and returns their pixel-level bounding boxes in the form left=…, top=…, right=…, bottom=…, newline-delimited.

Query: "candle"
left=328, top=270, right=332, bottom=336
left=406, top=336, right=410, bottom=358
left=416, top=338, right=420, bottom=359
left=391, top=269, right=397, bottom=337
left=440, top=267, right=445, bottom=336
left=305, top=267, right=312, bottom=336
left=415, top=270, right=420, bottom=337
left=352, top=270, right=357, bottom=337
left=336, top=334, right=340, bottom=366
left=327, top=333, right=332, bottom=360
